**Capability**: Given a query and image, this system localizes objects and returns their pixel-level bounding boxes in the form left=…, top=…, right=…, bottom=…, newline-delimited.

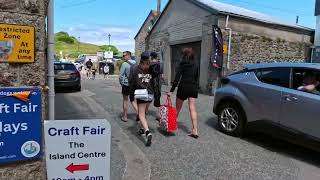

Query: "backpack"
left=104, top=65, right=109, bottom=73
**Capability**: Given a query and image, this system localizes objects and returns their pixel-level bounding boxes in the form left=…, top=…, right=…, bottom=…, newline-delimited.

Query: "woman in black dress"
left=168, top=47, right=199, bottom=138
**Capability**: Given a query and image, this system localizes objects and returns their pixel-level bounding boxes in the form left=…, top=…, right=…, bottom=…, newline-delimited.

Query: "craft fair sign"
left=0, top=24, right=35, bottom=63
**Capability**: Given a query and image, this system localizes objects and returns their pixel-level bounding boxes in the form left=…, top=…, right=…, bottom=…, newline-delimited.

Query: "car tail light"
left=71, top=72, right=80, bottom=79
left=221, top=77, right=230, bottom=85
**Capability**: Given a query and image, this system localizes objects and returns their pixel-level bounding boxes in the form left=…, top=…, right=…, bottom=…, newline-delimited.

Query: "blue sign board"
left=0, top=87, right=42, bottom=163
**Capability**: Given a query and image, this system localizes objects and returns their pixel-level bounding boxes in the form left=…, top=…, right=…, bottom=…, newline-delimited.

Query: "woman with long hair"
left=168, top=47, right=199, bottom=138
left=130, top=52, right=154, bottom=146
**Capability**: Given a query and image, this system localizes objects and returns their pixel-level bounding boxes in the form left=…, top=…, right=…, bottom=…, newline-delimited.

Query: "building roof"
left=192, top=0, right=313, bottom=31
left=148, top=0, right=314, bottom=36
left=134, top=10, right=159, bottom=40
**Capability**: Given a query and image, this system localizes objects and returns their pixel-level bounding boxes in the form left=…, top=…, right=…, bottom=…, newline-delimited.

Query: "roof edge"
left=134, top=10, right=157, bottom=40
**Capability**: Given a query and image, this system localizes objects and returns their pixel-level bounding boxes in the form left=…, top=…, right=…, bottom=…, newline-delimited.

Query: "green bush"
left=55, top=31, right=76, bottom=44
left=100, top=45, right=120, bottom=55
left=116, top=60, right=124, bottom=70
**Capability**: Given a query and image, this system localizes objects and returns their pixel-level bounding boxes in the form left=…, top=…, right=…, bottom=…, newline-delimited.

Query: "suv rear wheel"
left=217, top=102, right=246, bottom=137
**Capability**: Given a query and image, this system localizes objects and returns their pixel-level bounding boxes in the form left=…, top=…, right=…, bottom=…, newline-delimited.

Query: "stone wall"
left=0, top=0, right=48, bottom=179
left=223, top=31, right=312, bottom=73
left=135, top=11, right=158, bottom=61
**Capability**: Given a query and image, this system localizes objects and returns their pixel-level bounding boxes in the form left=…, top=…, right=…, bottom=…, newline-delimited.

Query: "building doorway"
left=170, top=41, right=201, bottom=83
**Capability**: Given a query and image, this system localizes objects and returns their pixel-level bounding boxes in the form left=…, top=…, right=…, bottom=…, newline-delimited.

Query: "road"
left=55, top=75, right=320, bottom=180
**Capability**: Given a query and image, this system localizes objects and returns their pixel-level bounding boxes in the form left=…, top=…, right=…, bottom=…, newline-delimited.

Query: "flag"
left=211, top=25, right=224, bottom=69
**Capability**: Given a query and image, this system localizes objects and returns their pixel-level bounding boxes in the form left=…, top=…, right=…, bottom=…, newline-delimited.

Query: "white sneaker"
left=145, top=130, right=152, bottom=147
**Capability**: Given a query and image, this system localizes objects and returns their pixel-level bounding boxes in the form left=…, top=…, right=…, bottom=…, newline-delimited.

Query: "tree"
left=54, top=32, right=78, bottom=44
left=99, top=45, right=120, bottom=55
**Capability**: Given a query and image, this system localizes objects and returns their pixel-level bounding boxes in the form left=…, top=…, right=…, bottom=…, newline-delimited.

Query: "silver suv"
left=213, top=63, right=320, bottom=150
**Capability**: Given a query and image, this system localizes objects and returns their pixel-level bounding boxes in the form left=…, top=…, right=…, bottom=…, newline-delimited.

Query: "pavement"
left=55, top=74, right=320, bottom=180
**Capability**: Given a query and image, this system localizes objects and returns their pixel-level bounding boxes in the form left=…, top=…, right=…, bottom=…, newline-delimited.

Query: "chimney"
left=157, top=0, right=161, bottom=16
left=315, top=0, right=320, bottom=46
left=316, top=0, right=320, bottom=16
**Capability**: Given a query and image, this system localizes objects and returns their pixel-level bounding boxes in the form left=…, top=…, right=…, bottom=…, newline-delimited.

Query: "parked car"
left=73, top=62, right=83, bottom=71
left=54, top=62, right=81, bottom=91
left=213, top=62, right=320, bottom=151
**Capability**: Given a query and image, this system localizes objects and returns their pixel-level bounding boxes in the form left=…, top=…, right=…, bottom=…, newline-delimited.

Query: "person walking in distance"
left=149, top=52, right=163, bottom=121
left=85, top=59, right=93, bottom=79
left=131, top=52, right=153, bottom=146
left=103, top=64, right=110, bottom=80
left=119, top=51, right=138, bottom=122
left=168, top=48, right=200, bottom=139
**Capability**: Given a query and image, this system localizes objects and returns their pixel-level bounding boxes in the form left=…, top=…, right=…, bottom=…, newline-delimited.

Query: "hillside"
left=54, top=32, right=120, bottom=59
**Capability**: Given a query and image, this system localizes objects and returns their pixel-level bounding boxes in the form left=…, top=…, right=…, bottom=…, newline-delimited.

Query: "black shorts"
left=122, top=85, right=130, bottom=96
left=177, top=84, right=198, bottom=101
left=137, top=99, right=152, bottom=104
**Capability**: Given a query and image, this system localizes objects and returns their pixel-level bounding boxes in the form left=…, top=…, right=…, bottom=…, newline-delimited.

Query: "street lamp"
left=78, top=36, right=80, bottom=53
left=108, top=33, right=111, bottom=46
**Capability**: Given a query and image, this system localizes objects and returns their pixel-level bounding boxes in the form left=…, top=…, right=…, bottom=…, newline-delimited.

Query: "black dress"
left=170, top=60, right=199, bottom=100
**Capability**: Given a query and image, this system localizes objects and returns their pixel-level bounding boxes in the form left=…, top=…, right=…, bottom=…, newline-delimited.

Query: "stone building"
left=0, top=0, right=48, bottom=179
left=134, top=10, right=160, bottom=61
left=137, top=0, right=314, bottom=94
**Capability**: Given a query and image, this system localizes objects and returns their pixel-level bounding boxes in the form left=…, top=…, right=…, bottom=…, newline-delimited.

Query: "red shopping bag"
left=159, top=95, right=177, bottom=132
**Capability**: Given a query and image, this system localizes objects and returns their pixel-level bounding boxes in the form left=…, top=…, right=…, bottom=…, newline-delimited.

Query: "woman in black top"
left=168, top=48, right=199, bottom=138
left=130, top=52, right=154, bottom=146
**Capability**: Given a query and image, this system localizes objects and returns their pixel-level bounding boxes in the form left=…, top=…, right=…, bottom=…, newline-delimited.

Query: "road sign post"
left=45, top=119, right=111, bottom=180
left=0, top=87, right=42, bottom=163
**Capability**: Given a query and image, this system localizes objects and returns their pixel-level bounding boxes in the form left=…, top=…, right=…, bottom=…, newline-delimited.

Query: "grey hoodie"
left=119, top=60, right=136, bottom=86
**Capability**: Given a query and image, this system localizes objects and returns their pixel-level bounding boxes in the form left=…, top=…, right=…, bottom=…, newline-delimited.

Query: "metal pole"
left=48, top=0, right=55, bottom=120
left=225, top=15, right=232, bottom=74
left=108, top=34, right=111, bottom=46
left=78, top=36, right=80, bottom=52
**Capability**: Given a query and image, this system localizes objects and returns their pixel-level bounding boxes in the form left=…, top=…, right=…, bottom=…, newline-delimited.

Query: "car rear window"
left=54, top=64, right=77, bottom=71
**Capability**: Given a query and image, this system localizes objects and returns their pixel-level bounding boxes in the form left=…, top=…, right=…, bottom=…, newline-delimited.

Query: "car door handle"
left=283, top=95, right=298, bottom=101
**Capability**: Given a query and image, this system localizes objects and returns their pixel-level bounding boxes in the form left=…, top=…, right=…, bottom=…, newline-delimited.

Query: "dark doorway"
left=170, top=41, right=201, bottom=83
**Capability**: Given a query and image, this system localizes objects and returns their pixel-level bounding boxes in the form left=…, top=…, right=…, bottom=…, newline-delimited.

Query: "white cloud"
left=58, top=24, right=138, bottom=52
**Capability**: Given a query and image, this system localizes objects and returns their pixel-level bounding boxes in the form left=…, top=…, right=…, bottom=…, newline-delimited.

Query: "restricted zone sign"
left=45, top=119, right=111, bottom=180
left=0, top=87, right=42, bottom=163
left=0, top=24, right=35, bottom=63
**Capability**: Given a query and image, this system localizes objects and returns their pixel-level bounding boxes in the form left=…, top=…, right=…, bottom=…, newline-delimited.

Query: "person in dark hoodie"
left=130, top=52, right=154, bottom=146
left=168, top=47, right=200, bottom=139
left=149, top=52, right=163, bottom=121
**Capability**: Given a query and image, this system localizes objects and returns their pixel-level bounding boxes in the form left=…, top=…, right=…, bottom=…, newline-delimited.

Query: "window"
left=292, top=68, right=320, bottom=95
left=255, top=67, right=291, bottom=88
left=54, top=64, right=77, bottom=71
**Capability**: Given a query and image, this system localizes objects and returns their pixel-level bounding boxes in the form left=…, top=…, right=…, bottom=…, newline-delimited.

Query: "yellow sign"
left=223, top=44, right=228, bottom=55
left=0, top=24, right=35, bottom=63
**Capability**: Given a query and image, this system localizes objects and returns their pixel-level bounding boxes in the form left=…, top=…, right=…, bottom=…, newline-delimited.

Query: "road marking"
left=79, top=90, right=151, bottom=180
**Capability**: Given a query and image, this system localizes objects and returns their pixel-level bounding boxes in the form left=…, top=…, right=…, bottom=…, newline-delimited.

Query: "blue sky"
left=55, top=0, right=316, bottom=51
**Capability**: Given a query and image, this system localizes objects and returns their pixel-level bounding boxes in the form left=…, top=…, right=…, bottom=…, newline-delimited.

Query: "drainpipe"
left=47, top=0, right=55, bottom=120
left=311, top=46, right=314, bottom=63
left=225, top=15, right=232, bottom=73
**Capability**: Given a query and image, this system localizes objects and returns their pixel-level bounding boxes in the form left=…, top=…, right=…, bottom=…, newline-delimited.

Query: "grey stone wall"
left=0, top=0, right=48, bottom=179
left=135, top=11, right=157, bottom=61
left=224, top=31, right=312, bottom=73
